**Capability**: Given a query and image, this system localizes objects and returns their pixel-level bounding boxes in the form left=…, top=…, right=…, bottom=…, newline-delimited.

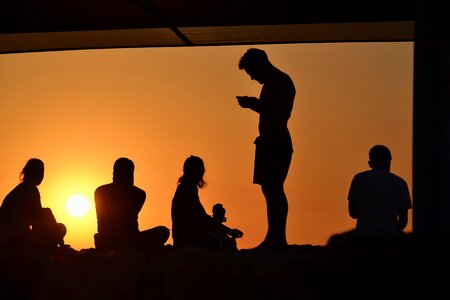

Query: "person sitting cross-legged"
left=94, top=157, right=169, bottom=251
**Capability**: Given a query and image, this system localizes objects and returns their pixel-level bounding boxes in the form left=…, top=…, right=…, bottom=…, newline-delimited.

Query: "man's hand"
left=236, top=96, right=257, bottom=109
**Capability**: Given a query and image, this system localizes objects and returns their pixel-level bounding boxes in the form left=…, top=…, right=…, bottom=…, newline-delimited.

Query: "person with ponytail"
left=0, top=158, right=66, bottom=249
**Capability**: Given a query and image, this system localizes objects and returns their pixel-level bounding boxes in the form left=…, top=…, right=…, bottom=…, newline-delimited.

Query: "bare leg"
left=140, top=226, right=170, bottom=249
left=260, top=182, right=288, bottom=250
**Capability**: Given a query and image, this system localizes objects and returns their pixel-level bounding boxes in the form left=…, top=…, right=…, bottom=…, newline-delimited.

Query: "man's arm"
left=347, top=176, right=358, bottom=219
left=135, top=188, right=146, bottom=213
left=236, top=96, right=261, bottom=113
left=396, top=179, right=412, bottom=231
left=396, top=208, right=408, bottom=231
left=94, top=187, right=105, bottom=232
left=94, top=187, right=103, bottom=216
left=348, top=201, right=357, bottom=219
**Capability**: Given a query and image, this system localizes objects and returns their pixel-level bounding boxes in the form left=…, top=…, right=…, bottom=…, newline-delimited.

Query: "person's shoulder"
left=17, top=182, right=39, bottom=195
left=95, top=183, right=113, bottom=194
left=131, top=186, right=146, bottom=199
left=177, top=181, right=195, bottom=190
left=174, top=182, right=197, bottom=197
left=358, top=170, right=408, bottom=186
left=281, top=70, right=293, bottom=80
left=96, top=183, right=111, bottom=190
left=3, top=183, right=25, bottom=201
left=387, top=172, right=409, bottom=185
left=7, top=182, right=24, bottom=193
left=350, top=170, right=382, bottom=186
left=132, top=186, right=145, bottom=194
left=352, top=170, right=373, bottom=179
left=272, top=69, right=293, bottom=83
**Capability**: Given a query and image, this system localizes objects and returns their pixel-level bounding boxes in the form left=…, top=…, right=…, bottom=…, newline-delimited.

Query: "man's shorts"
left=253, top=136, right=293, bottom=185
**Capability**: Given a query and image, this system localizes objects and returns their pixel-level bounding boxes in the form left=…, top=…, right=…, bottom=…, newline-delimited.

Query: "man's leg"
left=33, top=207, right=66, bottom=248
left=261, top=182, right=288, bottom=250
left=140, top=226, right=170, bottom=249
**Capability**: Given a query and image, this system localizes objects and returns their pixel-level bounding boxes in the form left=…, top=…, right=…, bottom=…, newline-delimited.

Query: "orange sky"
left=0, top=42, right=413, bottom=250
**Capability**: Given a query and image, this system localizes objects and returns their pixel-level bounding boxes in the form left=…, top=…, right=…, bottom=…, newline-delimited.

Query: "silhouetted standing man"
left=236, top=48, right=295, bottom=251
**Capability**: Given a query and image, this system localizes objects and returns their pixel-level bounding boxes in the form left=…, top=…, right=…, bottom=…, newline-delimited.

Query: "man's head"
left=238, top=48, right=272, bottom=84
left=113, top=157, right=134, bottom=185
left=368, top=145, right=392, bottom=171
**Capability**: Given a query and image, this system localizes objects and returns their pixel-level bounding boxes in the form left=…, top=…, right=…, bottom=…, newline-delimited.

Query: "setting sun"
left=66, top=194, right=90, bottom=217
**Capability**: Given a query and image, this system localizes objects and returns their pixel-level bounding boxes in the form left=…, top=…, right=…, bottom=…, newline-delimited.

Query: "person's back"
left=1, top=181, right=42, bottom=241
left=0, top=158, right=66, bottom=249
left=95, top=182, right=145, bottom=245
left=94, top=157, right=169, bottom=251
left=349, top=169, right=411, bottom=236
left=171, top=174, right=212, bottom=247
left=328, top=146, right=411, bottom=246
left=348, top=145, right=412, bottom=238
left=258, top=67, right=295, bottom=140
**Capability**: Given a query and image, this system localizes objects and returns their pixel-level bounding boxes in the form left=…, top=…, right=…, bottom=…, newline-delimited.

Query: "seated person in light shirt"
left=328, top=145, right=412, bottom=244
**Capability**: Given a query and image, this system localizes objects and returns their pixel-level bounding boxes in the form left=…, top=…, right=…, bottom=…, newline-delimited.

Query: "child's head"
left=212, top=203, right=226, bottom=223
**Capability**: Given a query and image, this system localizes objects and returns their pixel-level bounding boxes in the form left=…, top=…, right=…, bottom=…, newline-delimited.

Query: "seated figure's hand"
left=229, top=228, right=244, bottom=239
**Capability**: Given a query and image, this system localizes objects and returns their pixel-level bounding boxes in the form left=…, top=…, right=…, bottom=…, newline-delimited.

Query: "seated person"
left=328, top=145, right=412, bottom=246
left=171, top=155, right=243, bottom=252
left=94, top=157, right=169, bottom=251
left=0, top=158, right=66, bottom=249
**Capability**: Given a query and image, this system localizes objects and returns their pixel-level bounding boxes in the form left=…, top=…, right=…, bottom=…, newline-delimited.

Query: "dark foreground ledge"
left=1, top=233, right=450, bottom=300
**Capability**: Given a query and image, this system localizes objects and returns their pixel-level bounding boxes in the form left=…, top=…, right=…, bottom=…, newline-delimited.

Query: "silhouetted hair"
left=238, top=48, right=270, bottom=70
left=178, top=155, right=207, bottom=188
left=369, top=145, right=392, bottom=165
left=113, top=157, right=134, bottom=183
left=20, top=158, right=44, bottom=183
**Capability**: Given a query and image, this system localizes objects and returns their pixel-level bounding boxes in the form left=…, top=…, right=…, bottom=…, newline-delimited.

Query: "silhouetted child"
left=209, top=203, right=239, bottom=253
left=212, top=203, right=226, bottom=224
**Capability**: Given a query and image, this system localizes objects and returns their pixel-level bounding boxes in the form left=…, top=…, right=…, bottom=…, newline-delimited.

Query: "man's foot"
left=239, top=240, right=288, bottom=253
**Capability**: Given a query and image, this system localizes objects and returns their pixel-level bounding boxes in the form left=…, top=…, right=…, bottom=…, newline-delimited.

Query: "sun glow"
left=66, top=194, right=90, bottom=217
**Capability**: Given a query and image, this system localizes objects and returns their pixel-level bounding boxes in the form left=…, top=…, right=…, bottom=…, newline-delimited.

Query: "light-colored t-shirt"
left=348, top=169, right=412, bottom=236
